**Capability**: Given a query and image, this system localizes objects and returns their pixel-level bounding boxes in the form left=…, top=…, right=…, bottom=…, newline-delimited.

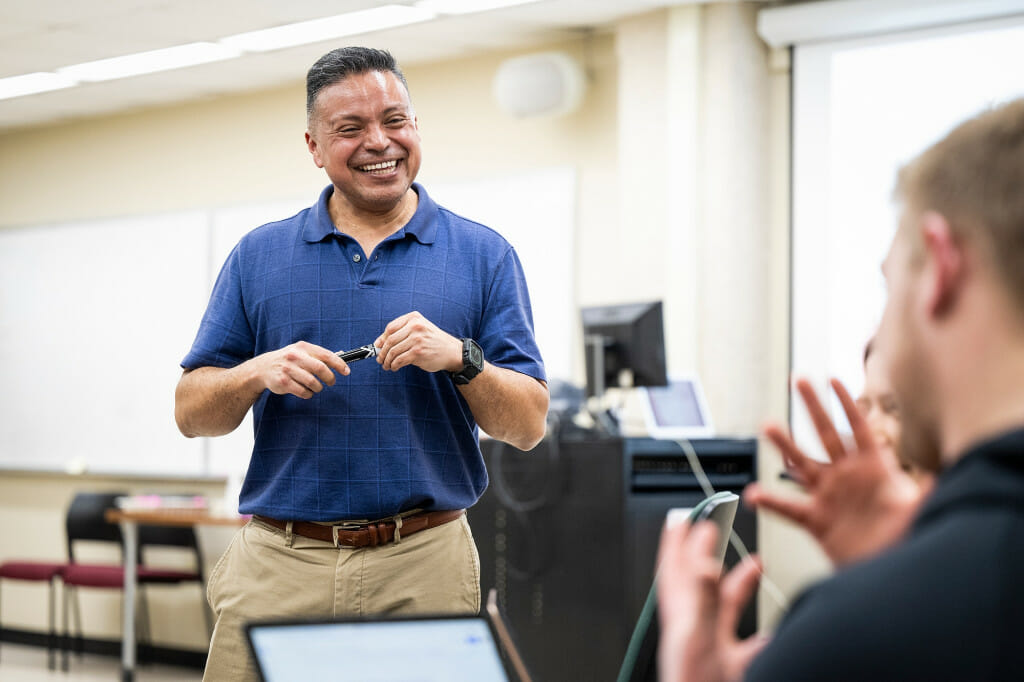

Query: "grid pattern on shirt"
left=182, top=184, right=545, bottom=521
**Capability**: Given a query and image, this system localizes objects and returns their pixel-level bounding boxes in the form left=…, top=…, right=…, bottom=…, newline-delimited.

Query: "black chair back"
left=138, top=496, right=205, bottom=577
left=65, top=491, right=126, bottom=563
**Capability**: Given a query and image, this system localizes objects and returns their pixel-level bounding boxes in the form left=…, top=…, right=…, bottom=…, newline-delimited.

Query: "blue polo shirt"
left=182, top=183, right=545, bottom=521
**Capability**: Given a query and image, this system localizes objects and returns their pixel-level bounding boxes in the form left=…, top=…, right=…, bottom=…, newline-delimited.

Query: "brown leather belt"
left=253, top=509, right=465, bottom=548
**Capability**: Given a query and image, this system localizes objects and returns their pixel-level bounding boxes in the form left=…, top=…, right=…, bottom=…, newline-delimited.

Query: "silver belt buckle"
left=331, top=519, right=370, bottom=548
left=336, top=520, right=367, bottom=530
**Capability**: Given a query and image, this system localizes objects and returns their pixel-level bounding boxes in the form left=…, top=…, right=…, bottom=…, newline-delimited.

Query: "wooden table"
left=104, top=507, right=249, bottom=682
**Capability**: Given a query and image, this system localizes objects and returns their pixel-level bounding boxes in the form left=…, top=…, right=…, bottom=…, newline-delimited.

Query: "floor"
left=0, top=643, right=203, bottom=681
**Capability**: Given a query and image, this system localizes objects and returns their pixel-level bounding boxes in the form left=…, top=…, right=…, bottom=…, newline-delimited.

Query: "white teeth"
left=358, top=160, right=397, bottom=172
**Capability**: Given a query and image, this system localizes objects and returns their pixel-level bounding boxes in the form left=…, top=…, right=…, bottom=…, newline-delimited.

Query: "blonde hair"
left=896, top=98, right=1024, bottom=313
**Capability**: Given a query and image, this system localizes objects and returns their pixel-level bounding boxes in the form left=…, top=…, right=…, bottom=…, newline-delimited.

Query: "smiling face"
left=305, top=69, right=421, bottom=215
left=856, top=345, right=902, bottom=467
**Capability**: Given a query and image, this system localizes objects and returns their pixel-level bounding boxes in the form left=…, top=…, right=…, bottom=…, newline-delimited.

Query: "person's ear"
left=919, top=211, right=964, bottom=318
left=305, top=130, right=325, bottom=169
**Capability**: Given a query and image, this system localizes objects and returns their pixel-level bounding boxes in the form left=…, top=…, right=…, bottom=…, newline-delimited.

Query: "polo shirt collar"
left=303, top=182, right=437, bottom=245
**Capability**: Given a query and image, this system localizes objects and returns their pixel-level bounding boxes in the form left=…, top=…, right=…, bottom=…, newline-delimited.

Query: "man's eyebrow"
left=326, top=113, right=363, bottom=126
left=327, top=106, right=409, bottom=126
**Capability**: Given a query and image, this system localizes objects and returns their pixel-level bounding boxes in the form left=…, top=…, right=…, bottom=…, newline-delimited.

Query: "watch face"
left=454, top=339, right=483, bottom=384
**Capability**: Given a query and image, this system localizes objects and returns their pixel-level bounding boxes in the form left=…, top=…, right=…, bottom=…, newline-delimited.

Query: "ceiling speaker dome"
left=492, top=51, right=586, bottom=118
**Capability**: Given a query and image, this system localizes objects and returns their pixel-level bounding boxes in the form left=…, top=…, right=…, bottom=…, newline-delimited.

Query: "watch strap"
left=450, top=338, right=484, bottom=385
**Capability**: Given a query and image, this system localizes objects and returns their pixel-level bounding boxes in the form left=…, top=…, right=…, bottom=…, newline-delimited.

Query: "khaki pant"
left=203, top=514, right=480, bottom=682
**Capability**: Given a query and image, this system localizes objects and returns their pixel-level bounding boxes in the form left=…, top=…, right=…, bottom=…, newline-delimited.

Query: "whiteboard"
left=429, top=166, right=575, bottom=383
left=0, top=169, right=573, bottom=476
left=0, top=211, right=210, bottom=475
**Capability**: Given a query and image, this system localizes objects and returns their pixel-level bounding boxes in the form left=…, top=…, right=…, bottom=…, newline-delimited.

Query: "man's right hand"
left=250, top=341, right=350, bottom=399
left=177, top=341, right=350, bottom=438
left=744, top=378, right=926, bottom=567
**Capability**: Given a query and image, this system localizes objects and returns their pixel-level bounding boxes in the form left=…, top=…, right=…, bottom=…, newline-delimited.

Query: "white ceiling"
left=0, top=0, right=703, bottom=132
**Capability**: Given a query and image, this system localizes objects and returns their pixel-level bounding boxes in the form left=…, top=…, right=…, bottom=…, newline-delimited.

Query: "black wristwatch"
left=450, top=338, right=484, bottom=385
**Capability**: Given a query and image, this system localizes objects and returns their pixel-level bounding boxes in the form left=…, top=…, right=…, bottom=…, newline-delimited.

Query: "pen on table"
left=336, top=344, right=378, bottom=363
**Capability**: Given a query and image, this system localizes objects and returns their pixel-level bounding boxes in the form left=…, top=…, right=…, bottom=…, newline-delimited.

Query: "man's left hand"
left=745, top=378, right=924, bottom=567
left=657, top=521, right=769, bottom=682
left=375, top=311, right=463, bottom=373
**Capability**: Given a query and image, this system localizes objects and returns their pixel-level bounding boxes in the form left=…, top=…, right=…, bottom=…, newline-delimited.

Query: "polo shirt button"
left=353, top=254, right=361, bottom=263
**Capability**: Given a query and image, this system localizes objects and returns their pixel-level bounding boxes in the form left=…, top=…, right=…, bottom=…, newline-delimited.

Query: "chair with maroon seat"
left=0, top=558, right=66, bottom=669
left=59, top=491, right=209, bottom=671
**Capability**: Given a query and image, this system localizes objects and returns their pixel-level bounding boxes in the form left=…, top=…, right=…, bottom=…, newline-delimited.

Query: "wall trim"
left=758, top=0, right=1024, bottom=47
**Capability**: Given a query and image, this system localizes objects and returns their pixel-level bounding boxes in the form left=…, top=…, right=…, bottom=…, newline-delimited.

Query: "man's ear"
left=919, top=211, right=964, bottom=318
left=305, top=130, right=325, bottom=169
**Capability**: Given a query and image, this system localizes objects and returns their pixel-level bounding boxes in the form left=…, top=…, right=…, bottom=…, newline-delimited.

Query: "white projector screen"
left=790, top=14, right=1024, bottom=454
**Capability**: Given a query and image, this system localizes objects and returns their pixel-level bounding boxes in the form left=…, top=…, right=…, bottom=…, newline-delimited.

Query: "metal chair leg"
left=61, top=585, right=70, bottom=672
left=47, top=576, right=56, bottom=670
left=73, top=585, right=84, bottom=659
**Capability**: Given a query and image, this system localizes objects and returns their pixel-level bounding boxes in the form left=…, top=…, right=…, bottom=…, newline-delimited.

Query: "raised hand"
left=745, top=378, right=925, bottom=566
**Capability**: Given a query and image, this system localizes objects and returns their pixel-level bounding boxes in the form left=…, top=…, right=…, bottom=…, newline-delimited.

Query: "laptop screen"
left=640, top=376, right=714, bottom=439
left=247, top=615, right=511, bottom=682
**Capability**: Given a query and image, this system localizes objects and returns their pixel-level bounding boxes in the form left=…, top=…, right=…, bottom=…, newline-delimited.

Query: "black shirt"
left=747, top=428, right=1024, bottom=682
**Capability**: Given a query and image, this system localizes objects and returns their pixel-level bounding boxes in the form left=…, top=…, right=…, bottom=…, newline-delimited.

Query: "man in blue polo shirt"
left=175, top=46, right=548, bottom=682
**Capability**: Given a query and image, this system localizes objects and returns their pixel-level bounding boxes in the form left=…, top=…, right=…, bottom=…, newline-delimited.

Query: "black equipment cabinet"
left=470, top=435, right=757, bottom=682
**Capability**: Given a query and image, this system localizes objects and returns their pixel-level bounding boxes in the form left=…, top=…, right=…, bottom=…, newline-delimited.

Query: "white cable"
left=675, top=438, right=790, bottom=612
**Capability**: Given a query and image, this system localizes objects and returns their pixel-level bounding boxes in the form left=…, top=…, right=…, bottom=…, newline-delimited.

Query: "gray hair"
left=306, top=47, right=410, bottom=121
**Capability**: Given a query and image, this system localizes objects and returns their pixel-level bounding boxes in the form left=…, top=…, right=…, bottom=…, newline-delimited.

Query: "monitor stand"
left=584, top=333, right=623, bottom=436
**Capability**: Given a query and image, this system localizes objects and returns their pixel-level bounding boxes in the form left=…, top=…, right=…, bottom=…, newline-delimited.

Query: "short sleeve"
left=180, top=243, right=256, bottom=369
left=477, top=247, right=546, bottom=383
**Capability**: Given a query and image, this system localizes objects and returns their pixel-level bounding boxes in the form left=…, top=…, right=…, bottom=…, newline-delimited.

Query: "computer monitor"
left=580, top=300, right=668, bottom=399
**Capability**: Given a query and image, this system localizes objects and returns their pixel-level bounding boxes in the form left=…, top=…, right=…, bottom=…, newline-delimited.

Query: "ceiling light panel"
left=0, top=72, right=77, bottom=100
left=414, top=0, right=543, bottom=15
left=57, top=42, right=242, bottom=82
left=219, top=5, right=436, bottom=53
